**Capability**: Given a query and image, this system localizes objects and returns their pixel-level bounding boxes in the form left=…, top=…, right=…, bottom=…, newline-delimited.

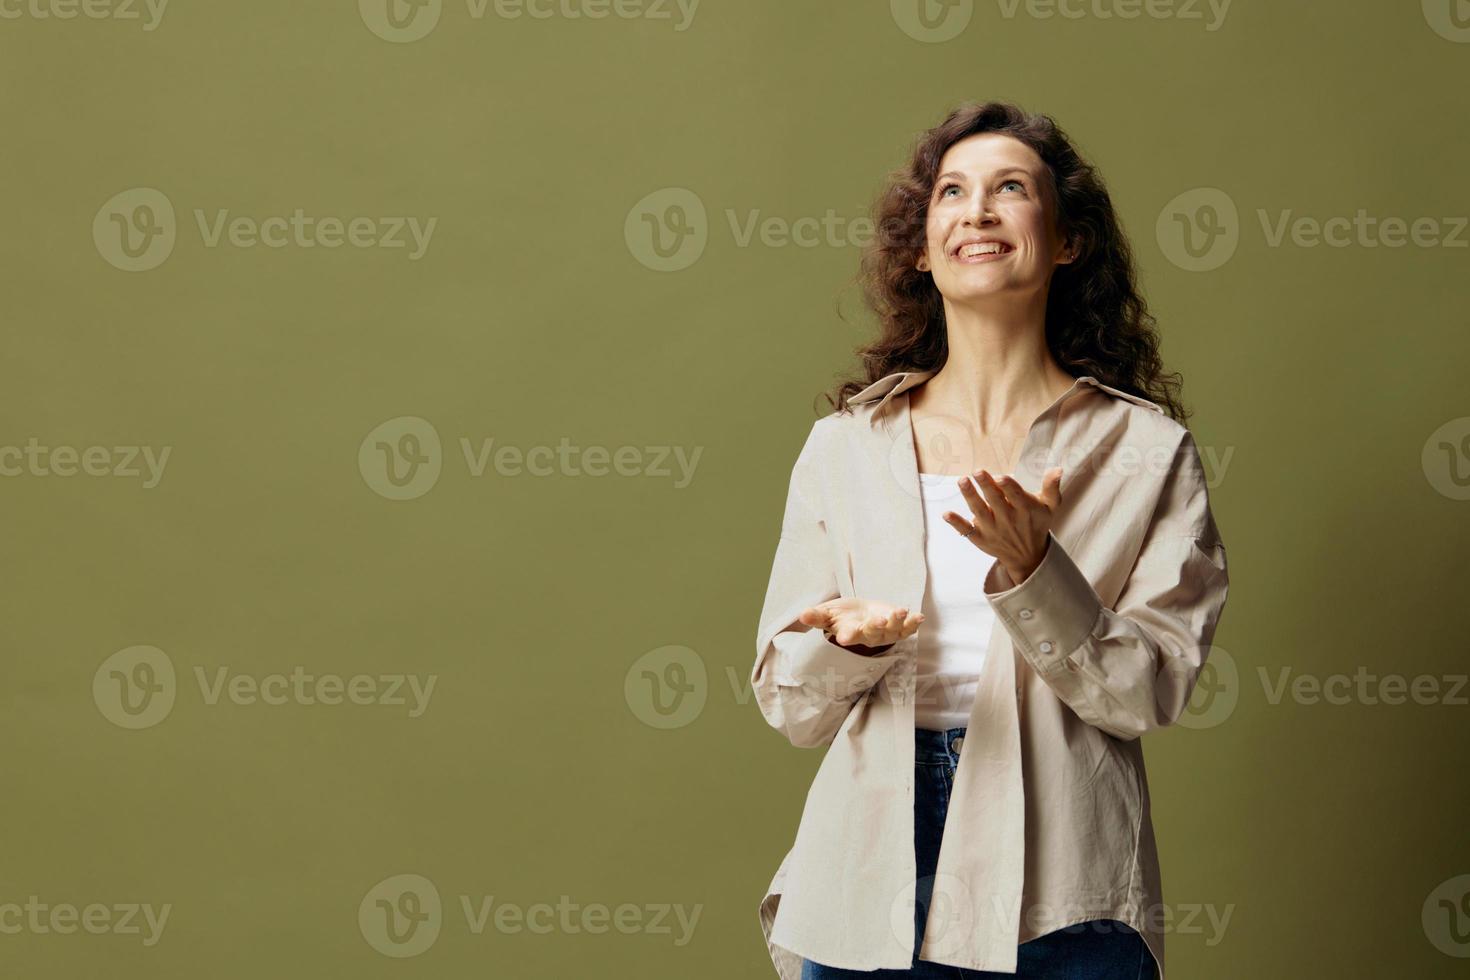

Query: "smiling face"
left=916, top=132, right=1075, bottom=302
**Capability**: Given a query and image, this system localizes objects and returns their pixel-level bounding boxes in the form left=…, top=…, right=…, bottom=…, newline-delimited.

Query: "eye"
left=1000, top=179, right=1026, bottom=193
left=938, top=182, right=961, bottom=198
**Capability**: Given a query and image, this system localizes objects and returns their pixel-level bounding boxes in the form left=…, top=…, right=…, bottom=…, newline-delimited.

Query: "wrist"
left=1005, top=539, right=1050, bottom=586
left=824, top=630, right=894, bottom=657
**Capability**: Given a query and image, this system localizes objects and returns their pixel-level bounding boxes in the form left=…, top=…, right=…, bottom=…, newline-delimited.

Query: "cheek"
left=1018, top=211, right=1053, bottom=241
left=925, top=219, right=944, bottom=254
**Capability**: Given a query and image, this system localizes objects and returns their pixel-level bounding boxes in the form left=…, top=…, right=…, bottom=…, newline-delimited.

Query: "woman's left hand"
left=942, top=466, right=1063, bottom=586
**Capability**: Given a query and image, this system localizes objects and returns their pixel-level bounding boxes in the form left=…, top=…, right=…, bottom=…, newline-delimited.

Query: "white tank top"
left=914, top=473, right=999, bottom=731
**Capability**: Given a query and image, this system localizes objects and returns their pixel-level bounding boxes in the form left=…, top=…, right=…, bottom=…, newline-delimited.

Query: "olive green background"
left=3, top=1, right=1468, bottom=976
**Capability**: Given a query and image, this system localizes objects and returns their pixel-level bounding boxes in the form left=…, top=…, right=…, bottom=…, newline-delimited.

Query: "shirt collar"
left=847, top=369, right=1166, bottom=425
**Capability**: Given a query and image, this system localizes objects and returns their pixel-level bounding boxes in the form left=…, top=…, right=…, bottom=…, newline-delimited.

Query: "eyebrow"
left=935, top=166, right=1036, bottom=184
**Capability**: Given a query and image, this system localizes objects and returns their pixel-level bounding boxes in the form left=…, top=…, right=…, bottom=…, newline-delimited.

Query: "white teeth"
left=957, top=242, right=1009, bottom=258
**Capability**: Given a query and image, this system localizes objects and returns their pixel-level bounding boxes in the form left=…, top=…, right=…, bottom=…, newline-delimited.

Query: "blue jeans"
left=801, top=726, right=1156, bottom=980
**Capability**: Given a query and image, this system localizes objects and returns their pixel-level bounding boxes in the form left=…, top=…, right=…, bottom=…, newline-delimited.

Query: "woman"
left=750, top=102, right=1229, bottom=980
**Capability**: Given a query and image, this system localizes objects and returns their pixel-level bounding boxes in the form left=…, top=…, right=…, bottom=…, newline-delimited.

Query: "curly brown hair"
left=822, top=100, right=1187, bottom=424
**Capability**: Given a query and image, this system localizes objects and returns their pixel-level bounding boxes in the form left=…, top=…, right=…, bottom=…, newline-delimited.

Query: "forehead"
left=936, top=132, right=1046, bottom=179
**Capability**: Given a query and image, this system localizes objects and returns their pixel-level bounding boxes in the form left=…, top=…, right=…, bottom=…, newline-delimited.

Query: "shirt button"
left=951, top=736, right=964, bottom=754
left=1018, top=608, right=1034, bottom=620
left=1039, top=641, right=1054, bottom=654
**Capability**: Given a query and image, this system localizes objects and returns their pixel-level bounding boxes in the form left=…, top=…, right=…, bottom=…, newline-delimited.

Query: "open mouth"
left=953, top=241, right=1014, bottom=261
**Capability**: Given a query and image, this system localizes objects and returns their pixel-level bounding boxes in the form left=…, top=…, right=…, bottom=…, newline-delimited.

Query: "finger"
left=956, top=476, right=996, bottom=529
left=995, top=475, right=1047, bottom=528
left=942, top=511, right=985, bottom=548
left=901, top=609, right=924, bottom=634
left=972, top=470, right=1017, bottom=513
left=887, top=608, right=910, bottom=641
left=1039, top=466, right=1063, bottom=508
left=871, top=610, right=900, bottom=645
left=993, top=473, right=1033, bottom=508
left=867, top=610, right=896, bottom=642
left=798, top=607, right=833, bottom=630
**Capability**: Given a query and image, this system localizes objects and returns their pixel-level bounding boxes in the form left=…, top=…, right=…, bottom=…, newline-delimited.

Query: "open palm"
left=799, top=598, right=923, bottom=654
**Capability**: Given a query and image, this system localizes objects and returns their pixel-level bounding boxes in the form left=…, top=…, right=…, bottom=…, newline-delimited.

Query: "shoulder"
left=796, top=392, right=880, bottom=441
left=1081, top=382, right=1190, bottom=449
left=1071, top=385, right=1214, bottom=502
left=780, top=405, right=884, bottom=492
left=790, top=410, right=845, bottom=465
left=1082, top=387, right=1220, bottom=529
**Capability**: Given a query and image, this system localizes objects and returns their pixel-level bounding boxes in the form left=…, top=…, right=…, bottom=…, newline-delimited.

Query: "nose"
left=962, top=189, right=998, bottom=227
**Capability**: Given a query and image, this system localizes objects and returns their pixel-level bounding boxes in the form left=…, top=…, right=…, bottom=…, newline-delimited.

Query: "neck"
left=917, top=300, right=1075, bottom=434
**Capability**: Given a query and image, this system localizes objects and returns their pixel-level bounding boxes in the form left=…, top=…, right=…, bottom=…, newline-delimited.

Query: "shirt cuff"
left=983, top=529, right=1104, bottom=678
left=778, top=625, right=903, bottom=697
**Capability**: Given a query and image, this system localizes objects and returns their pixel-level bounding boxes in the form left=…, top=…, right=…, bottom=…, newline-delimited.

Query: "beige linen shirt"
left=751, top=369, right=1229, bottom=979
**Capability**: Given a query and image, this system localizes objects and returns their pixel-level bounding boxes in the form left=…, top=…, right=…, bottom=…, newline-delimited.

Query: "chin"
left=941, top=279, right=1012, bottom=298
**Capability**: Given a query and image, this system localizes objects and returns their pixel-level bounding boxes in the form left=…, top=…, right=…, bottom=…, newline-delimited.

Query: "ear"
left=1057, top=232, right=1079, bottom=265
left=916, top=250, right=930, bottom=272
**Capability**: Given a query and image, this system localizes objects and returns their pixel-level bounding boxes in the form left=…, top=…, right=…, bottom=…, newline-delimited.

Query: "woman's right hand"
left=798, top=599, right=924, bottom=655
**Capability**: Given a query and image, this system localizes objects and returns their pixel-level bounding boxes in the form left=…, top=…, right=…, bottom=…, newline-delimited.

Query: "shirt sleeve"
left=982, top=428, right=1230, bottom=741
left=750, top=422, right=904, bottom=749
